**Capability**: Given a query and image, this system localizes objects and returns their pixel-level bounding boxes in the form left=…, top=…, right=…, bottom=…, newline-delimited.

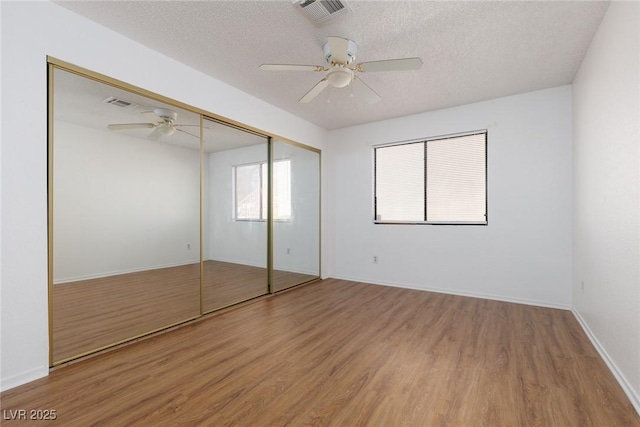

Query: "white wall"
left=326, top=86, right=573, bottom=308
left=53, top=121, right=200, bottom=282
left=0, top=0, right=326, bottom=391
left=572, top=1, right=640, bottom=412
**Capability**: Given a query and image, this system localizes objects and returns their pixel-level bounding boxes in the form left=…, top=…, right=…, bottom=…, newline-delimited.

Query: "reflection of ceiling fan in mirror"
left=107, top=108, right=199, bottom=140
left=260, top=36, right=423, bottom=104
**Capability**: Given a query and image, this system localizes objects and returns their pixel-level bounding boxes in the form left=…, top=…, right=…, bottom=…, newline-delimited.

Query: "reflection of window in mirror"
left=233, top=159, right=291, bottom=221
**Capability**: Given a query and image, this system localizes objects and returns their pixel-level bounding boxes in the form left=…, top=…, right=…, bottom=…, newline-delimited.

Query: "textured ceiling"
left=55, top=1, right=609, bottom=130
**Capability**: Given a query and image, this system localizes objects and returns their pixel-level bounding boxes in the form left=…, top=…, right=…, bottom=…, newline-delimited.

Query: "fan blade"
left=352, top=77, right=381, bottom=104
left=299, top=79, right=329, bottom=103
left=175, top=124, right=210, bottom=131
left=108, top=123, right=155, bottom=130
left=176, top=128, right=200, bottom=139
left=327, top=36, right=351, bottom=64
left=358, top=57, right=423, bottom=73
left=260, top=64, right=325, bottom=72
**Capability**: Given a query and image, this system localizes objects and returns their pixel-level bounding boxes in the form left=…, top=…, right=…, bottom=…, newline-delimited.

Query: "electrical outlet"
left=286, top=248, right=291, bottom=255
left=581, top=281, right=585, bottom=293
left=187, top=243, right=191, bottom=250
left=373, top=256, right=378, bottom=264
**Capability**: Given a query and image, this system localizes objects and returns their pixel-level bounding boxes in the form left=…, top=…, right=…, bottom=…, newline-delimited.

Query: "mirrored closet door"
left=49, top=60, right=322, bottom=366
left=201, top=119, right=269, bottom=312
left=271, top=139, right=321, bottom=292
left=51, top=68, right=202, bottom=363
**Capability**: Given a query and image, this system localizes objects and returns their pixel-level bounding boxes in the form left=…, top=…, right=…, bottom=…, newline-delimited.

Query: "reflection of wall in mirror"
left=207, top=144, right=268, bottom=268
left=207, top=142, right=319, bottom=276
left=273, top=143, right=320, bottom=276
left=53, top=121, right=200, bottom=283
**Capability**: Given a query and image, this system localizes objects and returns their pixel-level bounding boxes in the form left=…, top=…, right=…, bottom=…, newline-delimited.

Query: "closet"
left=49, top=59, right=320, bottom=365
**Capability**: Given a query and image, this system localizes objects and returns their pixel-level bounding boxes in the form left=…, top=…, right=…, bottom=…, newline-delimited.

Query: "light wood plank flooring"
left=53, top=261, right=318, bottom=363
left=9, top=279, right=638, bottom=426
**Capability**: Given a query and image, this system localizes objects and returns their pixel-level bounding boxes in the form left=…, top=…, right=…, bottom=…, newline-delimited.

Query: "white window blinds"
left=375, top=143, right=424, bottom=222
left=374, top=131, right=487, bottom=225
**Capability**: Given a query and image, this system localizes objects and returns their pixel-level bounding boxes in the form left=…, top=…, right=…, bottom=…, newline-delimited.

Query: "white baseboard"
left=53, top=260, right=200, bottom=284
left=207, top=257, right=266, bottom=269
left=1, top=366, right=49, bottom=392
left=274, top=266, right=319, bottom=276
left=572, top=309, right=640, bottom=416
left=329, top=274, right=571, bottom=310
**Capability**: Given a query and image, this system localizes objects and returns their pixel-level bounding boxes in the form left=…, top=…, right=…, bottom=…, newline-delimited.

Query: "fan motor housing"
left=154, top=108, right=178, bottom=123
left=323, top=39, right=357, bottom=64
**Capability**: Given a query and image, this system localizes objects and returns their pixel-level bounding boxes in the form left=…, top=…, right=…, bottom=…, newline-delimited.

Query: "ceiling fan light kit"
left=157, top=123, right=175, bottom=136
left=326, top=68, right=353, bottom=88
left=260, top=36, right=422, bottom=104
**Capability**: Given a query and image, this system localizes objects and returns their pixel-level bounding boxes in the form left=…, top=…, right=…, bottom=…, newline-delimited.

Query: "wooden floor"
left=53, top=261, right=317, bottom=363
left=9, top=279, right=638, bottom=426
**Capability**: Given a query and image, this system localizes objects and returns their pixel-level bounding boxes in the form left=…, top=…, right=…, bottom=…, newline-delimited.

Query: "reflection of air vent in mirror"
left=294, top=0, right=351, bottom=25
left=102, top=96, right=137, bottom=109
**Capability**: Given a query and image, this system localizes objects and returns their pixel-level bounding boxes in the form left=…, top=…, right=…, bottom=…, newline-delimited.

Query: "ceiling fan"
left=260, top=36, right=423, bottom=104
left=107, top=108, right=200, bottom=140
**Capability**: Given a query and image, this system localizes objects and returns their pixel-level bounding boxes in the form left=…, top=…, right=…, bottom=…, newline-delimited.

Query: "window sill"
left=373, top=220, right=487, bottom=226
left=233, top=218, right=292, bottom=223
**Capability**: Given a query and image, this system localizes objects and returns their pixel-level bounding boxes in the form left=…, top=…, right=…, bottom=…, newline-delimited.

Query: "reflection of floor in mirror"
left=272, top=268, right=318, bottom=293
left=52, top=263, right=201, bottom=364
left=52, top=261, right=318, bottom=363
left=202, top=260, right=267, bottom=312
left=202, top=260, right=317, bottom=311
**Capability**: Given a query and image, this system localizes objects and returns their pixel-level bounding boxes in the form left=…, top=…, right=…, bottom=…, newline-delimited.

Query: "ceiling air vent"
left=294, top=0, right=351, bottom=25
left=102, top=96, right=137, bottom=110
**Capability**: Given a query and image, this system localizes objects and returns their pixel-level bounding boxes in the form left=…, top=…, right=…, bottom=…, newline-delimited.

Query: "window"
left=374, top=131, right=487, bottom=225
left=234, top=160, right=291, bottom=221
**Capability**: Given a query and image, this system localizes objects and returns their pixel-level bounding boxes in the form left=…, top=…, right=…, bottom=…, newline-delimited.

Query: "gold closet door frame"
left=47, top=57, right=321, bottom=367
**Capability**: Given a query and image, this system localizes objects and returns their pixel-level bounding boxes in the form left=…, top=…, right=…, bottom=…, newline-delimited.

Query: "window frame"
left=373, top=130, right=488, bottom=226
left=232, top=159, right=291, bottom=222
